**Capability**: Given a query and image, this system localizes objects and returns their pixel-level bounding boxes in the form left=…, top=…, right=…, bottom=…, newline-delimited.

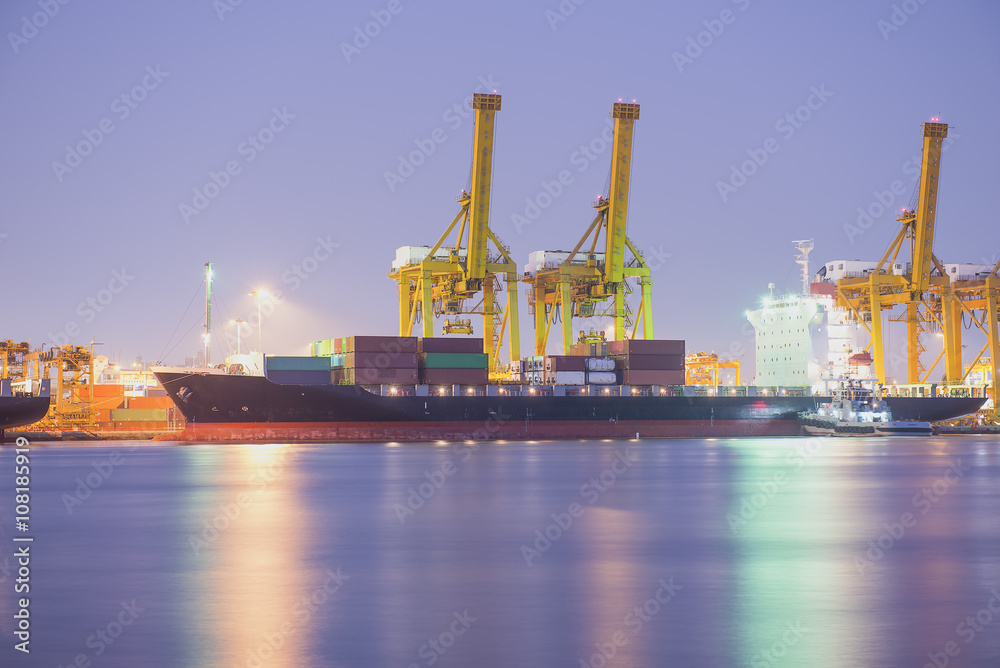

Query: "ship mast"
left=793, top=239, right=814, bottom=296
left=204, top=262, right=213, bottom=366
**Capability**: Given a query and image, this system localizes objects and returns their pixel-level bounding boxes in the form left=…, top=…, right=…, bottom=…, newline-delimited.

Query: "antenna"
left=792, top=239, right=814, bottom=296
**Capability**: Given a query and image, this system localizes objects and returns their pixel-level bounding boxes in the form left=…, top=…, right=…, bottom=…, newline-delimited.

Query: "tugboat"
left=799, top=380, right=933, bottom=437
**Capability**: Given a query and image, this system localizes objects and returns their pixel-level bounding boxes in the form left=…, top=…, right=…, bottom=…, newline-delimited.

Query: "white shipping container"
left=587, top=371, right=617, bottom=385
left=552, top=371, right=586, bottom=385
left=585, top=357, right=615, bottom=372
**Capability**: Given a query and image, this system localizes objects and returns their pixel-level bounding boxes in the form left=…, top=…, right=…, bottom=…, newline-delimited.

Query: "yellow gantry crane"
left=523, top=101, right=653, bottom=356
left=836, top=121, right=955, bottom=384
left=389, top=93, right=520, bottom=376
left=949, top=260, right=1000, bottom=417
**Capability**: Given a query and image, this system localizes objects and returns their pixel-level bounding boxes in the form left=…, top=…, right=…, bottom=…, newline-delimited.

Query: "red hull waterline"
left=156, top=419, right=804, bottom=442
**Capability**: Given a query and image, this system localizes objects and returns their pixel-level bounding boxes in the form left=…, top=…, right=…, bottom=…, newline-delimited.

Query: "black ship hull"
left=0, top=396, right=51, bottom=432
left=153, top=371, right=986, bottom=442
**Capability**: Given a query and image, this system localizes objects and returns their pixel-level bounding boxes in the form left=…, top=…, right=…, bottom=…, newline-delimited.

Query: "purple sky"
left=2, top=0, right=997, bottom=380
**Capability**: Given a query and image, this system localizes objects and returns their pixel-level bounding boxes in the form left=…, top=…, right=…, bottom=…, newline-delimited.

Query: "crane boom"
left=911, top=121, right=948, bottom=295
left=467, top=93, right=500, bottom=281
left=604, top=102, right=639, bottom=284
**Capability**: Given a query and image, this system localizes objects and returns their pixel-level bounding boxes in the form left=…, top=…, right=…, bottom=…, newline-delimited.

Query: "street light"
left=230, top=318, right=246, bottom=355
left=249, top=289, right=270, bottom=353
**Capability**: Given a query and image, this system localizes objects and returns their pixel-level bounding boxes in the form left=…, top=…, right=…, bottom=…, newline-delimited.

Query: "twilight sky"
left=1, top=0, right=998, bottom=380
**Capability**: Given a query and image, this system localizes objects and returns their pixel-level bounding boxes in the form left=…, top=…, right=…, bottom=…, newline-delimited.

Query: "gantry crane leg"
left=560, top=280, right=574, bottom=354
left=420, top=272, right=433, bottom=338
left=483, top=277, right=495, bottom=365
left=987, top=278, right=1000, bottom=416
left=613, top=288, right=625, bottom=341
left=906, top=302, right=921, bottom=383
left=506, top=271, right=521, bottom=361
left=871, top=283, right=886, bottom=383
left=640, top=278, right=654, bottom=340
left=941, top=285, right=963, bottom=384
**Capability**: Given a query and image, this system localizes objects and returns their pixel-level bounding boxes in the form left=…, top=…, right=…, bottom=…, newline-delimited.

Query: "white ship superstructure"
left=747, top=241, right=866, bottom=388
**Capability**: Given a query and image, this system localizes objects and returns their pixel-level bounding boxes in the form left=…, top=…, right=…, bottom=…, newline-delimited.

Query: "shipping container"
left=421, top=368, right=488, bottom=385
left=347, top=351, right=418, bottom=369
left=545, top=356, right=586, bottom=372
left=94, top=383, right=125, bottom=398
left=585, top=357, right=615, bottom=372
left=586, top=371, right=617, bottom=385
left=353, top=367, right=420, bottom=384
left=615, top=354, right=686, bottom=371
left=93, top=396, right=126, bottom=410
left=607, top=339, right=685, bottom=356
left=622, top=370, right=685, bottom=386
left=549, top=370, right=586, bottom=385
left=265, top=356, right=332, bottom=372
left=569, top=342, right=609, bottom=357
left=341, top=336, right=418, bottom=354
left=420, top=352, right=489, bottom=369
left=107, top=421, right=170, bottom=431
left=267, top=369, right=332, bottom=385
left=127, top=396, right=174, bottom=409
left=111, top=408, right=168, bottom=422
left=146, top=387, right=169, bottom=397
left=418, top=337, right=484, bottom=354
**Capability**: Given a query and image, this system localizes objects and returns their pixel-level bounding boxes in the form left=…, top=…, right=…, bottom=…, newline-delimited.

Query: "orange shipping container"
left=128, top=396, right=174, bottom=409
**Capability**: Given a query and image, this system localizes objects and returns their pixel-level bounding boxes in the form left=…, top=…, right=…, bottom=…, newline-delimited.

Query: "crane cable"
left=156, top=279, right=205, bottom=363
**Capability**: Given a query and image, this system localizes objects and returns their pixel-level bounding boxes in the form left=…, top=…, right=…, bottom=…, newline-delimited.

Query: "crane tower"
left=389, top=93, right=520, bottom=375
left=523, top=101, right=653, bottom=355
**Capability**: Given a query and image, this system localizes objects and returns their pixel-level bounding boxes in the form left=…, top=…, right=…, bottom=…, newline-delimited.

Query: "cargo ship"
left=152, top=336, right=985, bottom=442
left=0, top=381, right=51, bottom=434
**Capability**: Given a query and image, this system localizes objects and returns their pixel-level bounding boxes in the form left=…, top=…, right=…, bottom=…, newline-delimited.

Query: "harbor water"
left=1, top=436, right=999, bottom=667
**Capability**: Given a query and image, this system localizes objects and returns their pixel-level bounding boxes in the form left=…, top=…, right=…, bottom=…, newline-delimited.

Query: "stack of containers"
left=607, top=339, right=685, bottom=385
left=418, top=338, right=488, bottom=385
left=331, top=336, right=419, bottom=385
left=544, top=356, right=586, bottom=385
left=524, top=356, right=544, bottom=384
left=266, top=356, right=333, bottom=385
left=568, top=340, right=610, bottom=357
left=584, top=357, right=617, bottom=385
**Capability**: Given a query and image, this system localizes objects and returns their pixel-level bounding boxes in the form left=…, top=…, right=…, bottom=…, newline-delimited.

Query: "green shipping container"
left=311, top=339, right=335, bottom=357
left=266, top=356, right=332, bottom=371
left=111, top=408, right=168, bottom=422
left=420, top=352, right=489, bottom=369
